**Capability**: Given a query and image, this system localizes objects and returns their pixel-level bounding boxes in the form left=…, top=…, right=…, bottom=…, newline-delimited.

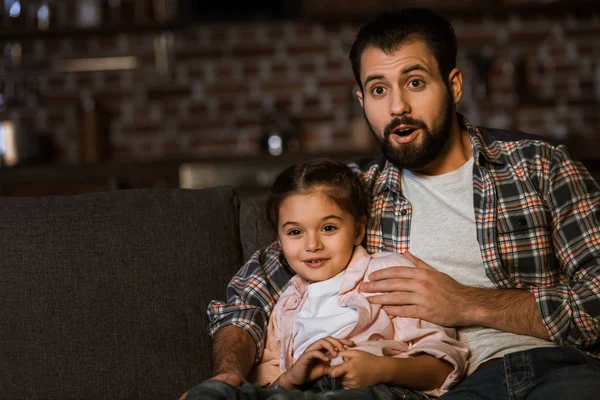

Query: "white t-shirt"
left=292, top=270, right=358, bottom=361
left=401, top=157, right=554, bottom=375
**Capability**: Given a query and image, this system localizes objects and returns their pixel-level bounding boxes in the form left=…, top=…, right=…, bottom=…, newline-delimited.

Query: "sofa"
left=0, top=186, right=276, bottom=399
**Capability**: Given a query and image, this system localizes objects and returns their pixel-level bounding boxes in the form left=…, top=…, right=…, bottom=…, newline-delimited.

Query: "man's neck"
left=411, top=116, right=472, bottom=176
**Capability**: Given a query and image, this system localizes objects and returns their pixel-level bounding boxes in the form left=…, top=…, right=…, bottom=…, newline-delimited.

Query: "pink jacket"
left=251, top=246, right=469, bottom=396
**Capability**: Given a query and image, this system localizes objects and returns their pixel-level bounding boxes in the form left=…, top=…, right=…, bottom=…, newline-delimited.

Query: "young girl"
left=249, top=159, right=468, bottom=398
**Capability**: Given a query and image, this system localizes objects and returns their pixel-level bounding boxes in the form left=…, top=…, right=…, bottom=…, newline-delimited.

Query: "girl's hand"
left=277, top=337, right=354, bottom=389
left=328, top=350, right=383, bottom=389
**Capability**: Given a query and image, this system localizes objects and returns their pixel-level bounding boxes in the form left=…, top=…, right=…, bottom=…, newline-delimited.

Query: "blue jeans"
left=440, top=346, right=600, bottom=399
left=185, top=375, right=427, bottom=400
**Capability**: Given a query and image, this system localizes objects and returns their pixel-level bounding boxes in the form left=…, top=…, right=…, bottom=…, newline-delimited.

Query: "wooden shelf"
left=1, top=154, right=598, bottom=197
left=0, top=0, right=595, bottom=41
left=0, top=20, right=187, bottom=40
left=302, top=0, right=598, bottom=21
left=0, top=152, right=374, bottom=196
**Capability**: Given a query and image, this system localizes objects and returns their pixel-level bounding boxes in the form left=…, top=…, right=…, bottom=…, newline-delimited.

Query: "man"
left=183, top=8, right=600, bottom=399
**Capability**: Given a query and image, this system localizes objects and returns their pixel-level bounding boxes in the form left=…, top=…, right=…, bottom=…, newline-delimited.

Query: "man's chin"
left=383, top=145, right=436, bottom=170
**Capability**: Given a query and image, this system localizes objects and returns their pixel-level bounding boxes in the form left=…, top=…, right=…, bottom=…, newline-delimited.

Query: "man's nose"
left=389, top=90, right=410, bottom=117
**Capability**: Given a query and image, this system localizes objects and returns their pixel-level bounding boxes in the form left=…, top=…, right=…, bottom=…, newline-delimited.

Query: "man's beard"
left=365, top=92, right=454, bottom=170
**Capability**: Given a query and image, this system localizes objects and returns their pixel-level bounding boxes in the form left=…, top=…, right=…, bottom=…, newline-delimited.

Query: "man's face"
left=356, top=40, right=457, bottom=171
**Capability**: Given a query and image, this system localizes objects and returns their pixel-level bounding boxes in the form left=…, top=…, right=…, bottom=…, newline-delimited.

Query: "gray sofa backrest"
left=0, top=187, right=247, bottom=399
left=239, top=195, right=276, bottom=261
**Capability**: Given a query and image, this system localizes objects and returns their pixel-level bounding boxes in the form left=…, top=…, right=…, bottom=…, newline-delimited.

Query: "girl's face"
left=277, top=190, right=366, bottom=283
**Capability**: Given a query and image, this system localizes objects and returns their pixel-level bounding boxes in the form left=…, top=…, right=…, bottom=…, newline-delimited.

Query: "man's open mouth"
left=392, top=127, right=417, bottom=136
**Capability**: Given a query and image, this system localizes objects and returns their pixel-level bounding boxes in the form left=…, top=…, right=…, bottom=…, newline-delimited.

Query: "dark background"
left=0, top=0, right=598, bottom=195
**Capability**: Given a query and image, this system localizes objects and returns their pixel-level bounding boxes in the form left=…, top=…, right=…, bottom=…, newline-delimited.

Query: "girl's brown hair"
left=266, top=159, right=370, bottom=231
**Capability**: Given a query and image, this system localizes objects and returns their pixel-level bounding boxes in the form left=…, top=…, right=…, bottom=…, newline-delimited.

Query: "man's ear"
left=448, top=68, right=463, bottom=105
left=354, top=217, right=367, bottom=246
left=355, top=89, right=364, bottom=108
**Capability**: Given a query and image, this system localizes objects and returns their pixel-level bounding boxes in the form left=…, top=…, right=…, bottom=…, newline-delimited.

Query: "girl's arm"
left=329, top=350, right=452, bottom=390
left=378, top=354, right=453, bottom=389
left=391, top=317, right=469, bottom=394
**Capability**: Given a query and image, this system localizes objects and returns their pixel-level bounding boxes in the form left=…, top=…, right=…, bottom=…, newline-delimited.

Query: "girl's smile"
left=277, top=191, right=365, bottom=283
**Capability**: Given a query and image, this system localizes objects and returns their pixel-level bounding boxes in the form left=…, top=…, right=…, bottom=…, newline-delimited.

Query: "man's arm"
left=177, top=326, right=255, bottom=400
left=178, top=243, right=290, bottom=399
left=207, top=241, right=291, bottom=362
left=468, top=287, right=549, bottom=339
left=361, top=255, right=550, bottom=339
left=530, top=144, right=600, bottom=346
left=211, top=325, right=257, bottom=380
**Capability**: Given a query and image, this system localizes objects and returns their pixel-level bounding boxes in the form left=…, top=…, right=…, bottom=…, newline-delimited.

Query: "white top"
left=292, top=270, right=358, bottom=361
left=401, top=157, right=553, bottom=375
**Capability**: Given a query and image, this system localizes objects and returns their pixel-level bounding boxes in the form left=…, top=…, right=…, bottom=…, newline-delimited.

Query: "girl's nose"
left=304, top=234, right=323, bottom=252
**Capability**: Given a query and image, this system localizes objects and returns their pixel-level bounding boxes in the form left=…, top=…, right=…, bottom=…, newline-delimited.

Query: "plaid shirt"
left=208, top=114, right=600, bottom=361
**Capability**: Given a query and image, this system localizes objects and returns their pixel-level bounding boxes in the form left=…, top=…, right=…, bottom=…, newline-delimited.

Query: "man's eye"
left=408, top=79, right=424, bottom=88
left=371, top=86, right=386, bottom=96
left=322, top=225, right=337, bottom=232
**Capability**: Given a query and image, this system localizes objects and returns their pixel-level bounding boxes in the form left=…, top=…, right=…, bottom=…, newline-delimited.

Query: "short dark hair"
left=349, top=8, right=457, bottom=91
left=266, top=159, right=370, bottom=231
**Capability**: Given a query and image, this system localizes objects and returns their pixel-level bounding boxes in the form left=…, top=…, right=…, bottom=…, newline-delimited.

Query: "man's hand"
left=276, top=337, right=354, bottom=389
left=360, top=251, right=475, bottom=327
left=360, top=252, right=550, bottom=339
left=328, top=350, right=383, bottom=389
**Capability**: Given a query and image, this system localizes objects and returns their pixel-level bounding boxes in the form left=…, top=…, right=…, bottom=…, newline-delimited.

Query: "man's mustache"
left=384, top=117, right=427, bottom=137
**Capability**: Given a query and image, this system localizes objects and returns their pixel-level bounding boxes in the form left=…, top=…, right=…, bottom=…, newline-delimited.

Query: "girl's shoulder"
left=368, top=251, right=416, bottom=272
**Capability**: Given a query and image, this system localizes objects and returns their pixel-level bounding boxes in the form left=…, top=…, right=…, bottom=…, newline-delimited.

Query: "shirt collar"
left=286, top=245, right=371, bottom=297
left=459, top=113, right=503, bottom=167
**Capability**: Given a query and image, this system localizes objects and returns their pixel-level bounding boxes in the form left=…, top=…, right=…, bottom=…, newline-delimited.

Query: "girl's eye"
left=408, top=79, right=425, bottom=88
left=322, top=225, right=337, bottom=232
left=371, top=86, right=386, bottom=96
left=287, top=229, right=301, bottom=236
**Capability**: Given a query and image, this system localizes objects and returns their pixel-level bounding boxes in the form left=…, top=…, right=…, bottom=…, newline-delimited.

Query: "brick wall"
left=1, top=3, right=599, bottom=163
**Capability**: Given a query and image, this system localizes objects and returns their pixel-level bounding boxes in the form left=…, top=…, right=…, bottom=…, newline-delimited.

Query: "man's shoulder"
left=478, top=126, right=561, bottom=149
left=476, top=125, right=564, bottom=165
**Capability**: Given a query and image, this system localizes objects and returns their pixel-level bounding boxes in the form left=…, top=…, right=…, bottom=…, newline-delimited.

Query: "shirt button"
left=401, top=210, right=408, bottom=215
left=517, top=218, right=528, bottom=226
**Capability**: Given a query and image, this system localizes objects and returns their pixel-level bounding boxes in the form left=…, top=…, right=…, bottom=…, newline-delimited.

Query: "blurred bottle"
left=36, top=1, right=51, bottom=30
left=152, top=0, right=177, bottom=23
left=77, top=0, right=102, bottom=27
left=80, top=96, right=110, bottom=164
left=0, top=120, right=47, bottom=167
left=260, top=106, right=301, bottom=156
left=5, top=0, right=26, bottom=29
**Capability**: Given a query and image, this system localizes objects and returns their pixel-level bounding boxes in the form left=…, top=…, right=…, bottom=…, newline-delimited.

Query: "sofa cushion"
left=0, top=187, right=242, bottom=399
left=239, top=195, right=277, bottom=261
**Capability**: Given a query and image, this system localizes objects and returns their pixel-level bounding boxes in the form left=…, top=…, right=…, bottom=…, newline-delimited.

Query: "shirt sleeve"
left=207, top=241, right=292, bottom=362
left=249, top=311, right=284, bottom=387
left=392, top=317, right=469, bottom=396
left=532, top=144, right=600, bottom=349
